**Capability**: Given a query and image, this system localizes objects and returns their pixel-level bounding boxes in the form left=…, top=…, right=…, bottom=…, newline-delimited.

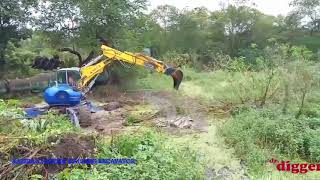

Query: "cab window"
left=57, top=70, right=67, bottom=84
left=68, top=71, right=81, bottom=82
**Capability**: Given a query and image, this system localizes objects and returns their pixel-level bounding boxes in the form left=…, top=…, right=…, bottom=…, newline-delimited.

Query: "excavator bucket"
left=172, top=69, right=183, bottom=90
left=165, top=68, right=183, bottom=90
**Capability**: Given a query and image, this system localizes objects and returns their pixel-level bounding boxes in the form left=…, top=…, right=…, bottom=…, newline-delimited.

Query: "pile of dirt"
left=51, top=134, right=95, bottom=158
left=0, top=133, right=96, bottom=179
left=90, top=110, right=126, bottom=135
left=44, top=133, right=96, bottom=174
left=104, top=101, right=122, bottom=111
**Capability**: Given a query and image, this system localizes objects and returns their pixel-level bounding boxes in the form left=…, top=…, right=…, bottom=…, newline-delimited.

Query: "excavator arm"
left=78, top=45, right=183, bottom=93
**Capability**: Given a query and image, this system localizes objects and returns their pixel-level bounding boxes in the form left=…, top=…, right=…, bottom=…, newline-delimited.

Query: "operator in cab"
left=68, top=72, right=77, bottom=87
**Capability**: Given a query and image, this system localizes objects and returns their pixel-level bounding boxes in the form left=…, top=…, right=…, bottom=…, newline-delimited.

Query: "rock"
left=181, top=120, right=192, bottom=129
left=104, top=102, right=121, bottom=111
left=217, top=166, right=233, bottom=179
left=240, top=159, right=247, bottom=169
left=169, top=116, right=194, bottom=129
left=155, top=118, right=167, bottom=127
left=205, top=167, right=217, bottom=180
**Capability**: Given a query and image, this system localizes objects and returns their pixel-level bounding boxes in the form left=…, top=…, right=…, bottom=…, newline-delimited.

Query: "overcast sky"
left=149, top=0, right=293, bottom=16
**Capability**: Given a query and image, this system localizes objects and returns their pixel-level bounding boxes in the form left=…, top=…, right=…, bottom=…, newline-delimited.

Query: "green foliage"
left=221, top=106, right=320, bottom=173
left=120, top=66, right=174, bottom=91
left=58, top=129, right=204, bottom=179
left=238, top=44, right=264, bottom=66
left=3, top=41, right=36, bottom=78
left=0, top=99, right=75, bottom=144
left=0, top=0, right=36, bottom=72
left=227, top=57, right=248, bottom=72
left=6, top=99, right=23, bottom=107
left=290, top=33, right=320, bottom=53
left=24, top=113, right=75, bottom=144
left=126, top=115, right=141, bottom=125
left=0, top=99, right=24, bottom=118
left=216, top=45, right=320, bottom=174
left=25, top=119, right=49, bottom=133
left=161, top=51, right=191, bottom=67
left=290, top=0, right=320, bottom=34
left=2, top=0, right=320, bottom=78
left=2, top=34, right=60, bottom=79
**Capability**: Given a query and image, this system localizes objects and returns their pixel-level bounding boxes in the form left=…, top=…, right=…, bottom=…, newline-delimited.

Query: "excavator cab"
left=56, top=68, right=81, bottom=85
left=45, top=68, right=109, bottom=106
left=45, top=68, right=82, bottom=106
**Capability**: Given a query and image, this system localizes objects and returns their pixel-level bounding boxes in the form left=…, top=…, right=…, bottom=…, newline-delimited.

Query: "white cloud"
left=148, top=0, right=293, bottom=16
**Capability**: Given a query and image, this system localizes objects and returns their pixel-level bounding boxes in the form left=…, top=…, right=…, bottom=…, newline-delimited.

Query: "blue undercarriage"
left=44, top=84, right=82, bottom=106
left=24, top=84, right=101, bottom=127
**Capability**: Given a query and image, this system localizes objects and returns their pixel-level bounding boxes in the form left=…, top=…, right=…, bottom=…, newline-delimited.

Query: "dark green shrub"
left=221, top=106, right=320, bottom=173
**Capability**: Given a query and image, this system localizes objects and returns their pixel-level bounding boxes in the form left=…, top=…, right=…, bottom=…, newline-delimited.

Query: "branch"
left=0, top=148, right=41, bottom=178
left=59, top=48, right=83, bottom=67
left=81, top=51, right=95, bottom=66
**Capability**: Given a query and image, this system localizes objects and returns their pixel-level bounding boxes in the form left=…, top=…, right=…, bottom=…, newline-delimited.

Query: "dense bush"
left=221, top=106, right=320, bottom=172
left=0, top=99, right=75, bottom=144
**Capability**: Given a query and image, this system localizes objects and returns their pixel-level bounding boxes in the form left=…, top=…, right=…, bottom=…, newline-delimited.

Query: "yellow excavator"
left=43, top=40, right=183, bottom=108
left=78, top=44, right=183, bottom=95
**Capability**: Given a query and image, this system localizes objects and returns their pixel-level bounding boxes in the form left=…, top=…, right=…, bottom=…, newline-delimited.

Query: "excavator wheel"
left=78, top=106, right=92, bottom=128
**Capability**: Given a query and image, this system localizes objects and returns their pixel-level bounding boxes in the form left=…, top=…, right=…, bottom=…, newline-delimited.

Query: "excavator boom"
left=79, top=45, right=183, bottom=93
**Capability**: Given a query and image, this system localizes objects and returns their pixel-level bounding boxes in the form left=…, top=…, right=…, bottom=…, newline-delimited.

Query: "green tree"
left=34, top=0, right=80, bottom=47
left=151, top=5, right=180, bottom=32
left=76, top=0, right=147, bottom=48
left=35, top=0, right=147, bottom=49
left=0, top=0, right=37, bottom=69
left=285, top=11, right=303, bottom=31
left=290, top=0, right=320, bottom=35
left=222, top=5, right=259, bottom=56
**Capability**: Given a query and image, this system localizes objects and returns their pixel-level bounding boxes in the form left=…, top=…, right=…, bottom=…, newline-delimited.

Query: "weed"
left=221, top=106, right=320, bottom=175
left=126, top=115, right=141, bottom=125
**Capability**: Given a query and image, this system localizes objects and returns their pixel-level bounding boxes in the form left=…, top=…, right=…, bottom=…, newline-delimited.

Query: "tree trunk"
left=296, top=89, right=307, bottom=119
left=260, top=69, right=274, bottom=107
left=282, top=83, right=289, bottom=114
